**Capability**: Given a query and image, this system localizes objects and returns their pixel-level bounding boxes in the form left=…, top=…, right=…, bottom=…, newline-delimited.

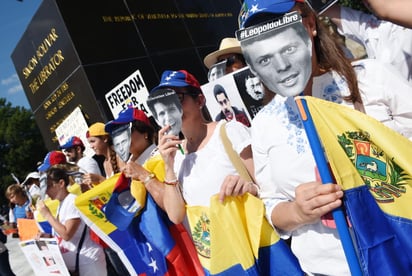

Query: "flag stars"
left=146, top=242, right=153, bottom=252
left=148, top=257, right=159, bottom=273
left=250, top=4, right=259, bottom=13
left=165, top=71, right=177, bottom=81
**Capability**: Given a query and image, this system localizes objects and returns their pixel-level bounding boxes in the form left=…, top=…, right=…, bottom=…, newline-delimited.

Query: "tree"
left=339, top=0, right=369, bottom=13
left=0, top=98, right=47, bottom=205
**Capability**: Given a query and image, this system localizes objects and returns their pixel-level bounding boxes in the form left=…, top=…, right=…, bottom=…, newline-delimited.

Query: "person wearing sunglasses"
left=204, top=37, right=247, bottom=80
left=60, top=136, right=101, bottom=176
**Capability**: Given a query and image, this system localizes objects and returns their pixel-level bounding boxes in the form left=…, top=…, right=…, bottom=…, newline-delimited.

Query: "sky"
left=0, top=0, right=42, bottom=109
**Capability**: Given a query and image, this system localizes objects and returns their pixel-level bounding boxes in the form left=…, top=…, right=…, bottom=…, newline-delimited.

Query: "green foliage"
left=338, top=0, right=369, bottom=13
left=0, top=98, right=47, bottom=204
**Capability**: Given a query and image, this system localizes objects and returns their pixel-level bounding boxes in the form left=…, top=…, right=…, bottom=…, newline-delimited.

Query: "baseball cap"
left=150, top=70, right=201, bottom=93
left=59, top=136, right=84, bottom=150
left=86, top=122, right=108, bottom=138
left=203, top=38, right=242, bottom=69
left=239, top=0, right=300, bottom=28
left=105, top=107, right=151, bottom=134
left=22, top=172, right=40, bottom=185
left=37, top=151, right=67, bottom=172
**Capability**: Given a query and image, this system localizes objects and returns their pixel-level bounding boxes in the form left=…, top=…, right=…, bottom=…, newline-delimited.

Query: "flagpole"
left=295, top=97, right=362, bottom=276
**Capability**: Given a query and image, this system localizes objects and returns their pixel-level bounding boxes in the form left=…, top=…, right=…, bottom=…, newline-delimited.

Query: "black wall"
left=12, top=0, right=242, bottom=150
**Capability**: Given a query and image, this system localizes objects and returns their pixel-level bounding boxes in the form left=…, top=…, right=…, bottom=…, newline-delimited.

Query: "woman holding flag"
left=154, top=70, right=304, bottom=275
left=238, top=0, right=412, bottom=275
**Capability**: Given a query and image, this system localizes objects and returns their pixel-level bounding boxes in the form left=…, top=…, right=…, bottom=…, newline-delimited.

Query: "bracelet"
left=142, top=173, right=155, bottom=185
left=164, top=178, right=179, bottom=186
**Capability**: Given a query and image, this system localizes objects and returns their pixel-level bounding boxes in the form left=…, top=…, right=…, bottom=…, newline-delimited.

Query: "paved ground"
left=7, top=235, right=35, bottom=276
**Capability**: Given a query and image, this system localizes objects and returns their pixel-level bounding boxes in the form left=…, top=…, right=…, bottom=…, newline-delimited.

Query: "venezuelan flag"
left=34, top=198, right=59, bottom=234
left=186, top=193, right=303, bottom=275
left=75, top=154, right=203, bottom=275
left=296, top=96, right=412, bottom=274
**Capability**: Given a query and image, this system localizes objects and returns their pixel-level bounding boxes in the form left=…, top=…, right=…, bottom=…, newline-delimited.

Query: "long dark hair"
left=47, top=167, right=70, bottom=186
left=131, top=119, right=157, bottom=145
left=298, top=2, right=361, bottom=104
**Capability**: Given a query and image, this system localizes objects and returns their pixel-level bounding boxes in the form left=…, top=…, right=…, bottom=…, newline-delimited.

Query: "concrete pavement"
left=6, top=234, right=35, bottom=276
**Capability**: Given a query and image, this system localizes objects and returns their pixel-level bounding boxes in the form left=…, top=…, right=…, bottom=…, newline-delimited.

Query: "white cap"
left=22, top=171, right=40, bottom=185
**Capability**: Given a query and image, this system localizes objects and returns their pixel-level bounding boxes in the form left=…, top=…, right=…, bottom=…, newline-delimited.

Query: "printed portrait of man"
left=208, top=61, right=226, bottom=82
left=213, top=84, right=251, bottom=127
left=147, top=89, right=183, bottom=136
left=111, top=124, right=132, bottom=162
left=245, top=74, right=264, bottom=101
left=240, top=14, right=312, bottom=98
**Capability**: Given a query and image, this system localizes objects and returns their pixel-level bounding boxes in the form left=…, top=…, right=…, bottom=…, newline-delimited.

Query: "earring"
left=313, top=30, right=317, bottom=36
left=144, top=136, right=148, bottom=140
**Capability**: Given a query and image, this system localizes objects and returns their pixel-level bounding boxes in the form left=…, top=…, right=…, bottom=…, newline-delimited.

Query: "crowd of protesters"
left=2, top=1, right=412, bottom=275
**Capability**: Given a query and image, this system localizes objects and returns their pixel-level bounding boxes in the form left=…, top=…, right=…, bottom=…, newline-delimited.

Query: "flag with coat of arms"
left=295, top=96, right=412, bottom=274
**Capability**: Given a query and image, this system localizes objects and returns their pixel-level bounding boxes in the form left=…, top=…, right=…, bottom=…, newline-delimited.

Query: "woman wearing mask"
left=238, top=0, right=412, bottom=274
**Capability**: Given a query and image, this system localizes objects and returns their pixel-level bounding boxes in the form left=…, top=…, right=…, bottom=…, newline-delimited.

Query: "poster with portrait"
left=207, top=60, right=226, bottom=82
left=146, top=89, right=183, bottom=136
left=232, top=67, right=266, bottom=118
left=202, top=66, right=265, bottom=127
left=19, top=238, right=70, bottom=276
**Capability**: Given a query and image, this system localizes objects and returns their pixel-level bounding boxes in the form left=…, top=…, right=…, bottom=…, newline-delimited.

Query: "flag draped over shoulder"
left=75, top=153, right=202, bottom=275
left=296, top=96, right=412, bottom=274
left=186, top=193, right=303, bottom=275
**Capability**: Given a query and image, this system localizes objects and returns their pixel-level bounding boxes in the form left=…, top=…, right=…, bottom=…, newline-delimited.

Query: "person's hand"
left=158, top=125, right=181, bottom=169
left=218, top=175, right=259, bottom=202
left=36, top=200, right=51, bottom=220
left=123, top=159, right=146, bottom=181
left=82, top=173, right=103, bottom=187
left=292, top=181, right=343, bottom=226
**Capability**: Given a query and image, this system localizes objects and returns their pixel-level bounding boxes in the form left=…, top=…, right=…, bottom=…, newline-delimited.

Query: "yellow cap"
left=86, top=122, right=108, bottom=137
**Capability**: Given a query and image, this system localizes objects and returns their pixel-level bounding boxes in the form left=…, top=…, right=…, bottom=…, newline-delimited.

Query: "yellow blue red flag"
left=186, top=193, right=303, bottom=275
left=75, top=154, right=203, bottom=275
left=296, top=96, right=412, bottom=274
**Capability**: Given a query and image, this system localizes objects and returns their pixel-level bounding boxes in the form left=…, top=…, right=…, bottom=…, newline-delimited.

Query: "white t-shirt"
left=77, top=156, right=101, bottom=175
left=339, top=6, right=412, bottom=84
left=56, top=193, right=106, bottom=275
left=174, top=120, right=251, bottom=207
left=252, top=58, right=412, bottom=275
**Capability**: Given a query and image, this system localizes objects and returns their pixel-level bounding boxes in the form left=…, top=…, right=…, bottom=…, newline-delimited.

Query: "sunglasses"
left=63, top=147, right=75, bottom=153
left=175, top=92, right=199, bottom=103
left=217, top=55, right=244, bottom=67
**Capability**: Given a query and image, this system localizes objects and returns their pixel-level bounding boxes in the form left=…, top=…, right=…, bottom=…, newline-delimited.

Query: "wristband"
left=164, top=178, right=179, bottom=186
left=142, top=173, right=155, bottom=185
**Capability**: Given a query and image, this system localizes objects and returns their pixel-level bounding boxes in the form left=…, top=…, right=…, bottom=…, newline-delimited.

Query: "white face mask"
left=239, top=13, right=312, bottom=97
left=112, top=123, right=132, bottom=162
